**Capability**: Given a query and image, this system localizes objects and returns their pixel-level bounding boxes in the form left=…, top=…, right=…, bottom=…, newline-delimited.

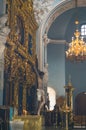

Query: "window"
left=81, top=24, right=86, bottom=36
left=47, top=87, right=56, bottom=110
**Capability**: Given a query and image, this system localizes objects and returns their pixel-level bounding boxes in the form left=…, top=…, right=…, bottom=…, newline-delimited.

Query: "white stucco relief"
left=0, top=14, right=10, bottom=57
left=43, top=33, right=49, bottom=46
left=33, top=0, right=55, bottom=24
left=0, top=14, right=10, bottom=105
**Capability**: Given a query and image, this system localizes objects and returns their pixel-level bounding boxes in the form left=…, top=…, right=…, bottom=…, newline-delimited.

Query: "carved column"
left=22, top=61, right=28, bottom=111
left=64, top=77, right=74, bottom=127
left=14, top=80, right=19, bottom=109
left=22, top=83, right=27, bottom=110
left=0, top=14, right=10, bottom=105
left=0, top=58, right=4, bottom=105
left=43, top=33, right=50, bottom=66
left=43, top=33, right=49, bottom=103
left=70, top=88, right=74, bottom=124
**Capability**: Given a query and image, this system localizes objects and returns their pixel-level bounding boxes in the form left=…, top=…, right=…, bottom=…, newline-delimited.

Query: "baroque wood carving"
left=4, top=0, right=38, bottom=112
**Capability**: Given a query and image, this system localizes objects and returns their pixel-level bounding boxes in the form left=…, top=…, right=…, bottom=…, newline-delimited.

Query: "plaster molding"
left=43, top=63, right=48, bottom=87
left=49, top=39, right=66, bottom=44
left=43, top=33, right=50, bottom=46
left=44, top=0, right=86, bottom=33
left=45, top=0, right=75, bottom=33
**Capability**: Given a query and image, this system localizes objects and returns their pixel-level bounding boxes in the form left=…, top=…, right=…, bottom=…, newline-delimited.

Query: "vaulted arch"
left=37, top=0, right=86, bottom=70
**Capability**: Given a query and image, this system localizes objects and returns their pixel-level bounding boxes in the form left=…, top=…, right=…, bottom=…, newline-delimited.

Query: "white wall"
left=47, top=43, right=65, bottom=97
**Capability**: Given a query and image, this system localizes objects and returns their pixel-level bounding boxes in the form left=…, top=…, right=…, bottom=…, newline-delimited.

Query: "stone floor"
left=42, top=126, right=86, bottom=130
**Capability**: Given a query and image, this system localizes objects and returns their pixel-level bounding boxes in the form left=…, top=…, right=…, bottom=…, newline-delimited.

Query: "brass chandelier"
left=66, top=20, right=86, bottom=62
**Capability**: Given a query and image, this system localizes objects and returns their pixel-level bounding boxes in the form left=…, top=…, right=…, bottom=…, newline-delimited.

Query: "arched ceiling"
left=48, top=7, right=86, bottom=42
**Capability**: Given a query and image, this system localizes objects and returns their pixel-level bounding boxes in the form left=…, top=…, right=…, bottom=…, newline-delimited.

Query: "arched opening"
left=47, top=86, right=56, bottom=110
left=74, top=91, right=86, bottom=127
left=75, top=91, right=86, bottom=115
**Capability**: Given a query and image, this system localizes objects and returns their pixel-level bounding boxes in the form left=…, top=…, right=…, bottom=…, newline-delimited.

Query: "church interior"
left=0, top=0, right=86, bottom=130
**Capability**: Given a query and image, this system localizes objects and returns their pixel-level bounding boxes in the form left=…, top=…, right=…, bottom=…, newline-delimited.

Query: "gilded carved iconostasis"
left=4, top=0, right=38, bottom=115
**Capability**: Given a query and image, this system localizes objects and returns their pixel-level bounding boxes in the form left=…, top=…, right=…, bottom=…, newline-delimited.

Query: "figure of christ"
left=33, top=62, right=45, bottom=115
